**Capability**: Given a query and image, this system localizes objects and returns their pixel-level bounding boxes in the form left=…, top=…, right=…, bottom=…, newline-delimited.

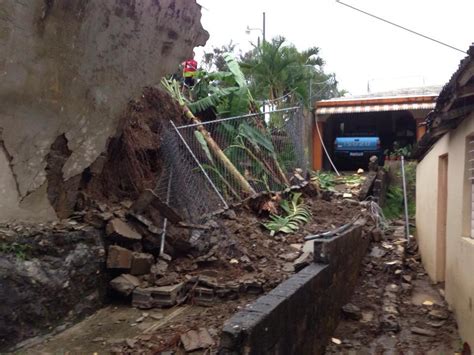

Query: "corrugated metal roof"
left=316, top=102, right=435, bottom=115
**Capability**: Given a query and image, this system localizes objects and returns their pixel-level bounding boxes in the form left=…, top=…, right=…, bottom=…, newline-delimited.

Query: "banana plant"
left=161, top=78, right=256, bottom=196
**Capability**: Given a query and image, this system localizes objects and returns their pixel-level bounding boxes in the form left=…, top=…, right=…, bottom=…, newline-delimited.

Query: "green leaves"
left=311, top=171, right=337, bottom=190
left=161, top=78, right=186, bottom=106
left=237, top=121, right=274, bottom=153
left=223, top=52, right=247, bottom=88
left=263, top=193, right=311, bottom=236
left=194, top=130, right=214, bottom=164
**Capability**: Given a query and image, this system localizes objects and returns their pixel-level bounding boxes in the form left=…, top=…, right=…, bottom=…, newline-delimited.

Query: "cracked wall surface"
left=0, top=0, right=208, bottom=222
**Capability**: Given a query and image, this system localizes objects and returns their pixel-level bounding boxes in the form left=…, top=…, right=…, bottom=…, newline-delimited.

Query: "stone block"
left=107, top=245, right=133, bottom=269
left=130, top=252, right=154, bottom=275
left=110, top=274, right=140, bottom=296
left=106, top=218, right=142, bottom=242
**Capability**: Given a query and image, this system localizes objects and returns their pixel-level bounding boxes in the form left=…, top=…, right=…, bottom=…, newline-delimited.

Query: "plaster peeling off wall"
left=0, top=0, right=208, bottom=222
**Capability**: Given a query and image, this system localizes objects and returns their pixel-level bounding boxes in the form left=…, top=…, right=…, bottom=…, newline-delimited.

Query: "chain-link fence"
left=156, top=107, right=307, bottom=223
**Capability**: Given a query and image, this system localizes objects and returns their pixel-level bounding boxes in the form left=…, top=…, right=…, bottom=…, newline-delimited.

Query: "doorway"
left=436, top=154, right=448, bottom=282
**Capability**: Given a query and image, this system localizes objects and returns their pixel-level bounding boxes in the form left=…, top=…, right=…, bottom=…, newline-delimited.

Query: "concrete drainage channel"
left=219, top=219, right=369, bottom=354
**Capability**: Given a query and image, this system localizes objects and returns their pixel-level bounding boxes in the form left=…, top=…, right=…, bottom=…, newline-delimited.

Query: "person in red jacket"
left=182, top=52, right=198, bottom=87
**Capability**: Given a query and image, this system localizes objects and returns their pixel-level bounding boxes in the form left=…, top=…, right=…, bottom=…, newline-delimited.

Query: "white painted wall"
left=416, top=113, right=474, bottom=347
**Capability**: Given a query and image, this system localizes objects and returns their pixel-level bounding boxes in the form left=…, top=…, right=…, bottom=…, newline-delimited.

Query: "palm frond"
left=263, top=192, right=311, bottom=236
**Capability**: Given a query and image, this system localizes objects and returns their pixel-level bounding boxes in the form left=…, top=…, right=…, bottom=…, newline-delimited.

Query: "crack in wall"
left=0, top=128, right=22, bottom=200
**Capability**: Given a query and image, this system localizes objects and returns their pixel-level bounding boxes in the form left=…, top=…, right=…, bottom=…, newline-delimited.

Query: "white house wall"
left=416, top=113, right=474, bottom=346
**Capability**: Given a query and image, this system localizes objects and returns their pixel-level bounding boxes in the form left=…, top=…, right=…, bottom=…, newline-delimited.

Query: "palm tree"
left=241, top=36, right=341, bottom=110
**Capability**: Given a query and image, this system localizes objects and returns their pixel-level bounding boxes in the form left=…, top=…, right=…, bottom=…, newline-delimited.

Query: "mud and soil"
left=20, top=193, right=370, bottom=354
left=84, top=87, right=186, bottom=204
left=325, top=225, right=462, bottom=354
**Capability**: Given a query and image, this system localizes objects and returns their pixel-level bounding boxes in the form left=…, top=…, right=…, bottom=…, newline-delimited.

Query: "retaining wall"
left=219, top=220, right=369, bottom=355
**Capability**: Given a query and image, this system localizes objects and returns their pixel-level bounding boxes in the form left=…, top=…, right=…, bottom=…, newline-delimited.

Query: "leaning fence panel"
left=167, top=107, right=308, bottom=209
left=156, top=126, right=227, bottom=223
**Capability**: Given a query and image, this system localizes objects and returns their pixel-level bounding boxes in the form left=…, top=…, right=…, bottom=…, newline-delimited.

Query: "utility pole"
left=262, top=12, right=266, bottom=43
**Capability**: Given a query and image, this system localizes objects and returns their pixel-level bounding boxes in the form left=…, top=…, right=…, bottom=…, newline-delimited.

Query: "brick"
left=130, top=252, right=154, bottom=275
left=106, top=218, right=142, bottom=242
left=110, top=274, right=140, bottom=296
left=107, top=245, right=133, bottom=269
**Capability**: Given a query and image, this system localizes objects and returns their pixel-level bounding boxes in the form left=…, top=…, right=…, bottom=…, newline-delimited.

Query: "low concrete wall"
left=219, top=220, right=369, bottom=355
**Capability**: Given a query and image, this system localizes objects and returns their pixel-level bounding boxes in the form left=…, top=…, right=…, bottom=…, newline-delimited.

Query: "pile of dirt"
left=325, top=222, right=462, bottom=354
left=80, top=87, right=186, bottom=205
left=5, top=181, right=376, bottom=353
left=75, top=187, right=375, bottom=354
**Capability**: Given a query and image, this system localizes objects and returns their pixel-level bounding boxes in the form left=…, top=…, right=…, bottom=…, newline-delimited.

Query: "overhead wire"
left=335, top=0, right=467, bottom=55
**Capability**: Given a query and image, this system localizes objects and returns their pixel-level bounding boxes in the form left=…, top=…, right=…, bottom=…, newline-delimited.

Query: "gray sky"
left=196, top=0, right=473, bottom=96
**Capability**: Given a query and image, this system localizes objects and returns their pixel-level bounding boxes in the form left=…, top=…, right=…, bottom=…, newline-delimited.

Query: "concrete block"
left=106, top=245, right=133, bottom=269
left=194, top=286, right=215, bottom=307
left=130, top=252, right=154, bottom=275
left=132, top=287, right=154, bottom=309
left=106, top=218, right=142, bottom=242
left=109, top=274, right=140, bottom=296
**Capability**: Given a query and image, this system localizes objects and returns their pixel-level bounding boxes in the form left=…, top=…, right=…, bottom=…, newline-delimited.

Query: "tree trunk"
left=182, top=106, right=256, bottom=196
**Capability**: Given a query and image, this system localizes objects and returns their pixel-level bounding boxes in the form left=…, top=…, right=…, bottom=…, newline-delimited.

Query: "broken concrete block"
left=242, top=279, right=264, bottom=295
left=198, top=275, right=219, bottom=289
left=132, top=287, right=155, bottom=309
left=110, top=274, right=140, bottom=296
left=194, top=287, right=215, bottom=307
left=106, top=218, right=142, bottom=242
left=130, top=252, right=154, bottom=275
left=133, top=284, right=186, bottom=308
left=107, top=245, right=133, bottom=269
left=153, top=283, right=186, bottom=307
left=180, top=328, right=215, bottom=352
left=155, top=272, right=178, bottom=287
left=293, top=251, right=312, bottom=272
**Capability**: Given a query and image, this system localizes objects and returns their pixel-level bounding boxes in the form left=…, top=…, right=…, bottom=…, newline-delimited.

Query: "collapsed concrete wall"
left=219, top=220, right=369, bottom=355
left=0, top=0, right=208, bottom=222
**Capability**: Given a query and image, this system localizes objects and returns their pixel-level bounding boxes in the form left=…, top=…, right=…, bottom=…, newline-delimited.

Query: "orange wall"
left=312, top=121, right=324, bottom=171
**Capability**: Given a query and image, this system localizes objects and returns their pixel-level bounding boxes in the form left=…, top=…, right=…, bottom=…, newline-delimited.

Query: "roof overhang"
left=315, top=95, right=437, bottom=115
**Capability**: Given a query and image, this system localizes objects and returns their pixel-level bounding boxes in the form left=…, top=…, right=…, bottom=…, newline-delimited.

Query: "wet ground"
left=21, top=299, right=254, bottom=354
left=326, top=225, right=463, bottom=354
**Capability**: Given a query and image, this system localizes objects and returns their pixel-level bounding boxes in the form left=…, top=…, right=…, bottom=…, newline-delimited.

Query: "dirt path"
left=326, top=224, right=462, bottom=354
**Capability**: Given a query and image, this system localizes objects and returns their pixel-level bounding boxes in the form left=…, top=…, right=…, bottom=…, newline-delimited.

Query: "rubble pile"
left=326, top=222, right=461, bottom=353
left=83, top=185, right=369, bottom=312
